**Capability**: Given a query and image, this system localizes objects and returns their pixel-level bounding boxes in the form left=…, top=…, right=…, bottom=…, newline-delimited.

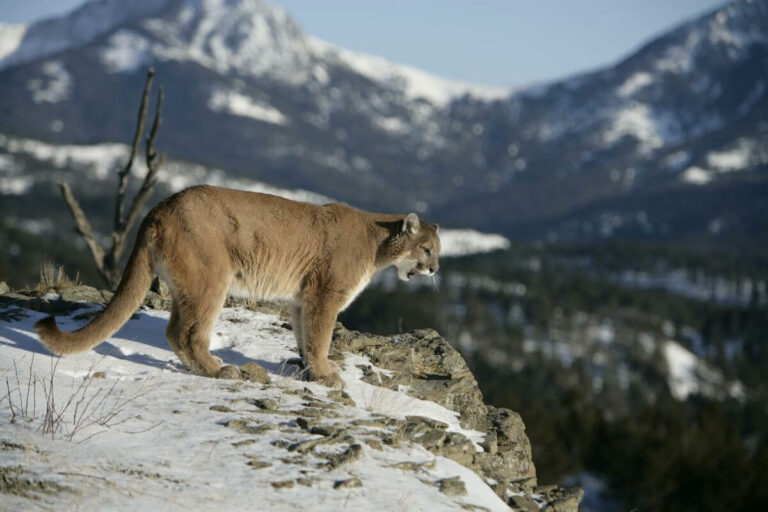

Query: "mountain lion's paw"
left=315, top=372, right=344, bottom=389
left=216, top=365, right=243, bottom=380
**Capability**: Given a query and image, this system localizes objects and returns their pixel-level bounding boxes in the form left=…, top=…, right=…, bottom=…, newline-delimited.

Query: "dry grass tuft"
left=36, top=261, right=79, bottom=294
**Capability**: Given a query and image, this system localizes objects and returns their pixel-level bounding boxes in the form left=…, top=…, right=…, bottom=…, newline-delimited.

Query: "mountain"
left=0, top=0, right=766, bottom=249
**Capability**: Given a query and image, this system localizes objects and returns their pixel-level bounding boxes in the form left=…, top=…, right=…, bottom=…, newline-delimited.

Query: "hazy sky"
left=1, top=0, right=726, bottom=87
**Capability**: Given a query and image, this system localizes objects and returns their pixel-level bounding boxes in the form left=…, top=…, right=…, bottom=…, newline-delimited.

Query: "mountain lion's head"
left=394, top=213, right=441, bottom=281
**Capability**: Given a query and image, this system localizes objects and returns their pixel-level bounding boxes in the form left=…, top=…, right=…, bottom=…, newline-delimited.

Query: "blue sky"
left=2, top=0, right=726, bottom=87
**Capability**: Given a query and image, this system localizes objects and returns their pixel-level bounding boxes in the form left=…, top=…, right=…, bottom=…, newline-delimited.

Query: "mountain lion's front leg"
left=301, top=290, right=343, bottom=389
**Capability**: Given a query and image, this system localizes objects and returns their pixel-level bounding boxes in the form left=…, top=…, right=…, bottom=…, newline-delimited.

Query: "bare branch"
left=58, top=182, right=111, bottom=284
left=113, top=68, right=155, bottom=234
left=56, top=67, right=163, bottom=289
left=119, top=86, right=164, bottom=260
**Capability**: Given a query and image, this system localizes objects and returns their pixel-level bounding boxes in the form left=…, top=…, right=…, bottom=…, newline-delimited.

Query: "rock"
left=59, top=285, right=105, bottom=304
left=143, top=291, right=165, bottom=309
left=487, top=407, right=536, bottom=484
left=334, top=328, right=487, bottom=430
left=309, top=425, right=338, bottom=437
left=224, top=419, right=272, bottom=435
left=251, top=398, right=277, bottom=410
left=480, top=430, right=498, bottom=456
left=333, top=477, right=362, bottom=490
left=240, top=361, right=271, bottom=384
left=323, top=443, right=363, bottom=468
left=536, top=486, right=584, bottom=512
left=437, top=476, right=467, bottom=497
left=270, top=480, right=294, bottom=489
left=91, top=371, right=107, bottom=379
left=0, top=282, right=9, bottom=294
left=209, top=405, right=233, bottom=413
left=327, top=390, right=356, bottom=407
left=217, top=365, right=243, bottom=380
left=509, top=495, right=540, bottom=512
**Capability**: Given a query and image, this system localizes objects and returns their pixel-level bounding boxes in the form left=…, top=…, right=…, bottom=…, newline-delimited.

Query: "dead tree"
left=59, top=68, right=164, bottom=289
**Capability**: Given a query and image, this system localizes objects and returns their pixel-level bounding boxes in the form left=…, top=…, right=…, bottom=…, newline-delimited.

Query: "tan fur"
left=35, top=185, right=441, bottom=387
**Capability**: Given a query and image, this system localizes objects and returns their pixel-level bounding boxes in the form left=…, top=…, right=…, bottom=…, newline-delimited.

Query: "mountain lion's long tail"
left=35, top=238, right=154, bottom=355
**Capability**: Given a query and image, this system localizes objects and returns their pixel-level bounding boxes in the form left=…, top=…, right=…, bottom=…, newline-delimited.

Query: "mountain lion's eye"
left=424, top=247, right=431, bottom=255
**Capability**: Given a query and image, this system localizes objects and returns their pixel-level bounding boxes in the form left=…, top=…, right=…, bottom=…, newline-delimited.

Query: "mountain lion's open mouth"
left=407, top=268, right=417, bottom=280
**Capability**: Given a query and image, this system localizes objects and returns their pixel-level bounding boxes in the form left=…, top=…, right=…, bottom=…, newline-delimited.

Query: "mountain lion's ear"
left=402, top=213, right=420, bottom=235
left=433, top=223, right=439, bottom=233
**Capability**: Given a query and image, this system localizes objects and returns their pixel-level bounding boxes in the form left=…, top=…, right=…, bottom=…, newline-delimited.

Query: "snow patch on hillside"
left=617, top=72, right=654, bottom=97
left=681, top=166, right=713, bottom=185
left=27, top=60, right=72, bottom=104
left=208, top=87, right=288, bottom=125
left=439, top=229, right=511, bottom=257
left=664, top=340, right=744, bottom=401
left=0, top=23, right=27, bottom=62
left=706, top=138, right=759, bottom=172
left=0, top=134, right=326, bottom=204
left=100, top=30, right=151, bottom=72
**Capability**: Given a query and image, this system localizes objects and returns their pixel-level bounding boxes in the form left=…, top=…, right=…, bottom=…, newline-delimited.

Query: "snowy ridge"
left=0, top=0, right=170, bottom=70
left=308, top=37, right=511, bottom=107
left=0, top=302, right=511, bottom=511
left=0, top=0, right=511, bottom=107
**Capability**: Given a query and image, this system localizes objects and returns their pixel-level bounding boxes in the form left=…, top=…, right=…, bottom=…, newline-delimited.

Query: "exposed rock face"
left=332, top=324, right=572, bottom=508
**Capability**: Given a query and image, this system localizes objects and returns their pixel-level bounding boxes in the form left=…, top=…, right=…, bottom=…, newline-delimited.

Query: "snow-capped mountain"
left=0, top=0, right=766, bottom=249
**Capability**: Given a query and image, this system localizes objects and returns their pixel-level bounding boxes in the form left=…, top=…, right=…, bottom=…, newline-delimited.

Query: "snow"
left=0, top=302, right=508, bottom=511
left=0, top=133, right=328, bottom=204
left=27, top=60, right=73, bottom=104
left=663, top=339, right=744, bottom=401
left=663, top=340, right=699, bottom=400
left=706, top=138, right=754, bottom=172
left=438, top=229, right=511, bottom=257
left=100, top=30, right=151, bottom=73
left=0, top=0, right=169, bottom=70
left=616, top=72, right=654, bottom=98
left=681, top=166, right=712, bottom=185
left=208, top=87, right=289, bottom=125
left=602, top=103, right=671, bottom=154
left=0, top=22, right=28, bottom=62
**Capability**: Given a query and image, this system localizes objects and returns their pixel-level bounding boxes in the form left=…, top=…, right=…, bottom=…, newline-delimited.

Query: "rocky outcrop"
left=1, top=284, right=582, bottom=511
left=332, top=324, right=581, bottom=509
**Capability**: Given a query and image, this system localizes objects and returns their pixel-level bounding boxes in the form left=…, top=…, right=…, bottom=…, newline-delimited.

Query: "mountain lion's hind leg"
left=301, top=291, right=343, bottom=388
left=166, top=299, right=196, bottom=370
left=176, top=283, right=228, bottom=377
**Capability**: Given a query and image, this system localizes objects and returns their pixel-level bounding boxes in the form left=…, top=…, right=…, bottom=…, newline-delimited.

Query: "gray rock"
left=437, top=476, right=467, bottom=497
left=59, top=285, right=105, bottom=304
left=0, top=282, right=9, bottom=294
left=251, top=398, right=277, bottom=410
left=216, top=365, right=243, bottom=380
left=327, top=390, right=356, bottom=407
left=509, top=495, right=540, bottom=512
left=334, top=327, right=487, bottom=430
left=333, top=477, right=362, bottom=490
left=240, top=361, right=271, bottom=384
left=487, top=407, right=536, bottom=484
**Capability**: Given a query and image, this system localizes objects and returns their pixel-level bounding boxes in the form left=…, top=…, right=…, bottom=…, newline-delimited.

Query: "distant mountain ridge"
left=0, top=0, right=766, bottom=249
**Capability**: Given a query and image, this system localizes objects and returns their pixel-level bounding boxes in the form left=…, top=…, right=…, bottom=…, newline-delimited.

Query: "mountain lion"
left=35, top=185, right=441, bottom=388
